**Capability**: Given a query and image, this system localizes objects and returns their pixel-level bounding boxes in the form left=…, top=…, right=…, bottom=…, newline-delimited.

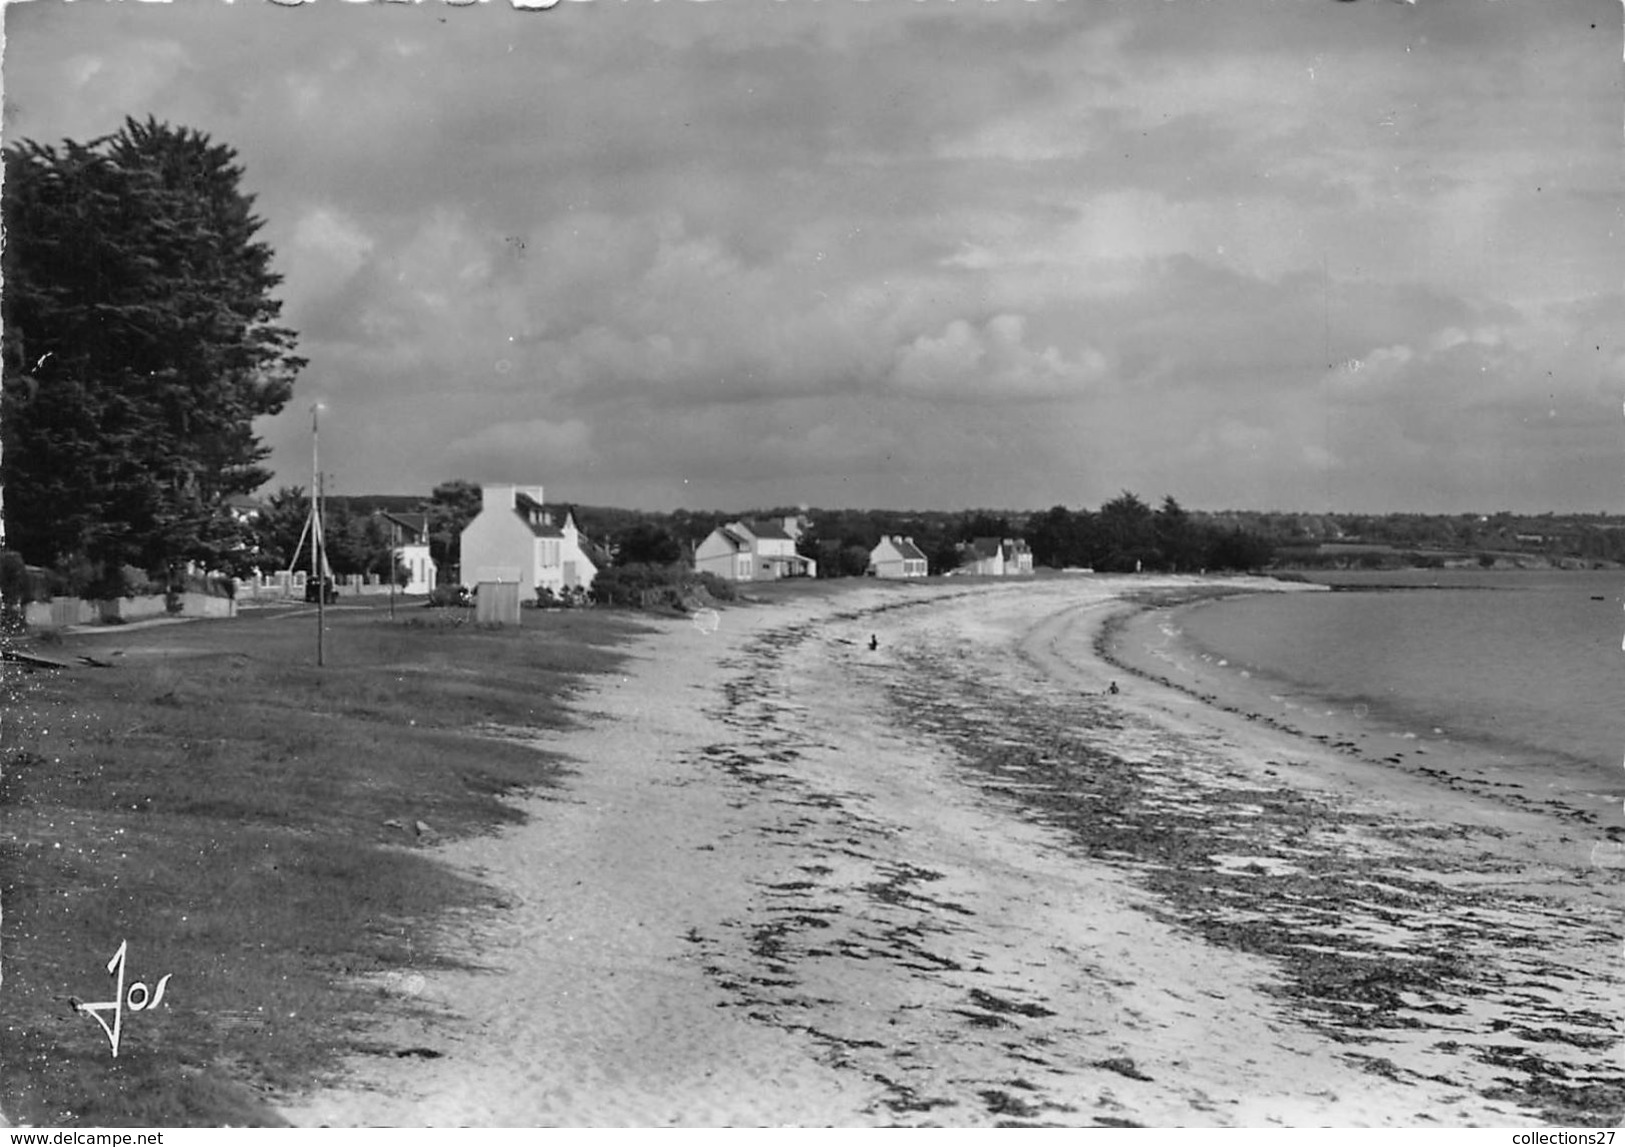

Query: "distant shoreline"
left=1098, top=575, right=1620, bottom=829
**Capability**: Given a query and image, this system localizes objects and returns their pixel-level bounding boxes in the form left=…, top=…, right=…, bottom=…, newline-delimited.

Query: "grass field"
left=0, top=597, right=646, bottom=1127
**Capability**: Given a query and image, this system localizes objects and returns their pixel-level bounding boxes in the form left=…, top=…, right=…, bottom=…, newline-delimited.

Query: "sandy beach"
left=279, top=577, right=1623, bottom=1128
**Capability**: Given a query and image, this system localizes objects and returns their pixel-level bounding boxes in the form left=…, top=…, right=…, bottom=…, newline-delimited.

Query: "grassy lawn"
left=0, top=597, right=648, bottom=1127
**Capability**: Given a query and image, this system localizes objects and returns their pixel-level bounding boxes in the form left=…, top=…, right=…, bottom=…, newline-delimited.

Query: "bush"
left=591, top=563, right=725, bottom=610
left=1205, top=530, right=1275, bottom=572
left=0, top=550, right=31, bottom=605
left=591, top=564, right=674, bottom=608
left=121, top=565, right=160, bottom=596
left=427, top=585, right=472, bottom=608
left=693, top=571, right=736, bottom=602
left=93, top=570, right=134, bottom=600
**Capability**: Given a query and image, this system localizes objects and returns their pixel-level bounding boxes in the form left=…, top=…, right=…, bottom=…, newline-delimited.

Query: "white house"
left=378, top=511, right=438, bottom=595
left=869, top=536, right=929, bottom=579
left=694, top=519, right=816, bottom=581
left=458, top=484, right=598, bottom=596
left=959, top=537, right=1034, bottom=577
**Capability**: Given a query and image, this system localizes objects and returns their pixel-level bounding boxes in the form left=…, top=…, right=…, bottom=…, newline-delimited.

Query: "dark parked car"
left=305, top=576, right=338, bottom=604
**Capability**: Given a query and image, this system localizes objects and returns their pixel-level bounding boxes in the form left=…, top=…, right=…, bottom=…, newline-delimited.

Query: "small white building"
left=458, top=484, right=598, bottom=596
left=694, top=519, right=816, bottom=581
left=869, top=535, right=929, bottom=579
left=378, top=512, right=438, bottom=594
left=959, top=537, right=1034, bottom=577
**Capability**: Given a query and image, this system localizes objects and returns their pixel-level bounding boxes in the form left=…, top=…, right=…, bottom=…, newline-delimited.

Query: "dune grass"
left=0, top=598, right=647, bottom=1126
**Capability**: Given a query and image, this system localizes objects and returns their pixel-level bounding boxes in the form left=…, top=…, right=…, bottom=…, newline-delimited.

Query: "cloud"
left=888, top=314, right=1107, bottom=402
left=7, top=0, right=1619, bottom=513
left=283, top=207, right=375, bottom=313
left=59, top=40, right=190, bottom=122
left=1322, top=343, right=1415, bottom=401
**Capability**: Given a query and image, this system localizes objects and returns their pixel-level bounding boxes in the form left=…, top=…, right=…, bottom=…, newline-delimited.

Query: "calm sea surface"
left=1168, top=570, right=1625, bottom=786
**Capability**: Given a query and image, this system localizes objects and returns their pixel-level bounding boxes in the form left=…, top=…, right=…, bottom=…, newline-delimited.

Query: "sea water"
left=1154, top=569, right=1625, bottom=799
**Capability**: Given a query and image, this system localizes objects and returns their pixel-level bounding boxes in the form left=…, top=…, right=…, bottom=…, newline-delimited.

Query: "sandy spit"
left=279, top=577, right=1621, bottom=1127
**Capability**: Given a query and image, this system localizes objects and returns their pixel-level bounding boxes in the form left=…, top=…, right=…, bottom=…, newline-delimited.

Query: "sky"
left=3, top=0, right=1621, bottom=514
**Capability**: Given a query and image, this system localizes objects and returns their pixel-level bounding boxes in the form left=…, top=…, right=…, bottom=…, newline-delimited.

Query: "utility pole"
left=311, top=403, right=326, bottom=668
left=388, top=518, right=398, bottom=621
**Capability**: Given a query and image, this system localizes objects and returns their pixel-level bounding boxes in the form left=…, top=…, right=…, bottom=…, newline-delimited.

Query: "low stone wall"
left=235, top=573, right=408, bottom=601
left=173, top=592, right=237, bottom=619
left=21, top=592, right=236, bottom=628
left=23, top=598, right=97, bottom=628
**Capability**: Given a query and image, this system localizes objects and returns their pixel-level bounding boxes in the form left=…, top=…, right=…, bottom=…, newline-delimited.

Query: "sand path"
left=281, top=578, right=1617, bottom=1127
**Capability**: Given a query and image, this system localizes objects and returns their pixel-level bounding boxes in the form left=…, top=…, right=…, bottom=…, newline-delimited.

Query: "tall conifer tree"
left=2, top=117, right=303, bottom=592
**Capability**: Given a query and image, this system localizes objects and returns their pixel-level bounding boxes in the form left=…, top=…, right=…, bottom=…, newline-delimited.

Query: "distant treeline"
left=283, top=486, right=1275, bottom=581
left=214, top=484, right=1625, bottom=589
left=573, top=500, right=1625, bottom=575
left=1197, top=510, right=1625, bottom=566
left=576, top=492, right=1274, bottom=576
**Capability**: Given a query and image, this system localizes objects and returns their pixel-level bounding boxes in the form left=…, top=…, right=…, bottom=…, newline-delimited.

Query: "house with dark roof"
left=377, top=511, right=438, bottom=594
left=869, top=535, right=929, bottom=579
left=694, top=519, right=816, bottom=581
left=458, top=484, right=598, bottom=595
left=959, top=536, right=1035, bottom=577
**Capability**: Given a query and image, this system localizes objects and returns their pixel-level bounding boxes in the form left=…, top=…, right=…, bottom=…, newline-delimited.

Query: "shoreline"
left=1098, top=588, right=1621, bottom=831
left=280, top=577, right=1623, bottom=1127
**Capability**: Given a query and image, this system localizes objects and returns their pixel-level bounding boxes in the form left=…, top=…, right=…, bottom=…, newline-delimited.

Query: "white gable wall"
left=536, top=514, right=598, bottom=593
left=461, top=488, right=542, bottom=589
left=695, top=529, right=747, bottom=580
left=870, top=537, right=928, bottom=579
left=393, top=542, right=437, bottom=594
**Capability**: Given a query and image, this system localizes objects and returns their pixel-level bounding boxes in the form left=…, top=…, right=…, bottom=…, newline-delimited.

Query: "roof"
left=511, top=491, right=562, bottom=538
left=740, top=519, right=792, bottom=541
left=969, top=537, right=1003, bottom=558
left=879, top=536, right=928, bottom=562
left=380, top=511, right=429, bottom=539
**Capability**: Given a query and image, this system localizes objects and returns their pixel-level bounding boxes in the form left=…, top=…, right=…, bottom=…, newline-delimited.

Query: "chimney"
left=483, top=484, right=518, bottom=513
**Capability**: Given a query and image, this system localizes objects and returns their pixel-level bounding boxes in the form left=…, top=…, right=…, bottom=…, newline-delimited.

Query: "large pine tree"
left=2, top=117, right=303, bottom=593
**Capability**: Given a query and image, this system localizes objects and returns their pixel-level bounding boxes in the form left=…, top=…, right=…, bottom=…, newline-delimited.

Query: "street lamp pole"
left=389, top=519, right=398, bottom=621
left=312, top=403, right=325, bottom=668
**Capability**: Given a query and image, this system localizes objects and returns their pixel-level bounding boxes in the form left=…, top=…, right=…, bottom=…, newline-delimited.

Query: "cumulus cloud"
left=888, top=314, right=1108, bottom=402
left=282, top=207, right=375, bottom=313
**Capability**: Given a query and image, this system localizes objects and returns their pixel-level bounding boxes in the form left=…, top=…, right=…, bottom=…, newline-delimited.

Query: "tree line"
left=239, top=484, right=1625, bottom=586
left=1024, top=494, right=1273, bottom=573
left=381, top=489, right=1273, bottom=581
